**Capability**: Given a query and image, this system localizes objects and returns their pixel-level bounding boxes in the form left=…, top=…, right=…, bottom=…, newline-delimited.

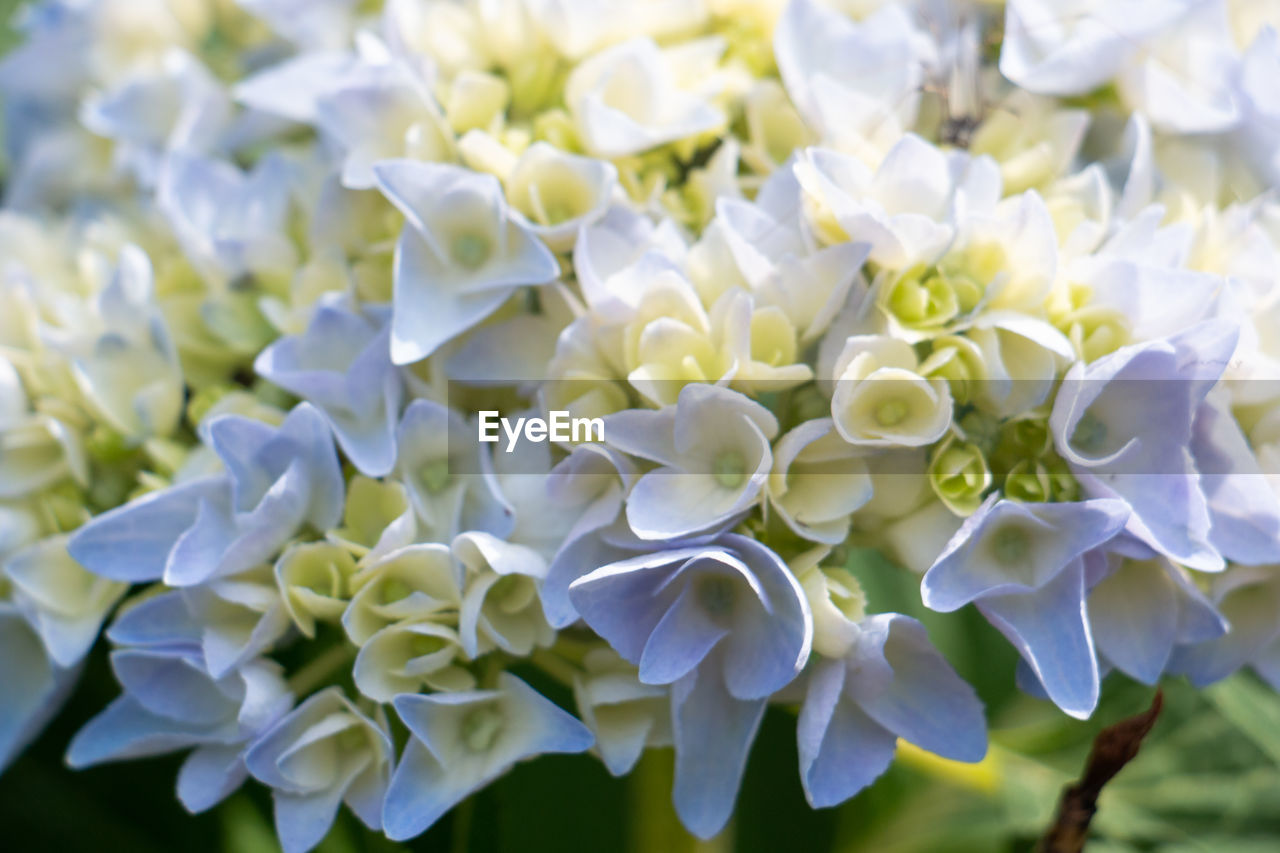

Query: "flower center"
left=462, top=706, right=505, bottom=752
left=697, top=575, right=736, bottom=619
left=875, top=399, right=909, bottom=427
left=451, top=233, right=492, bottom=270
left=380, top=577, right=412, bottom=605
left=1071, top=411, right=1108, bottom=454
left=409, top=633, right=448, bottom=658
left=712, top=450, right=747, bottom=488
left=419, top=458, right=451, bottom=493
left=992, top=526, right=1031, bottom=566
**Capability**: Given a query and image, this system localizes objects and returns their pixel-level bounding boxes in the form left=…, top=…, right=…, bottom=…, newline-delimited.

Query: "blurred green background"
left=1, top=1, right=1279, bottom=850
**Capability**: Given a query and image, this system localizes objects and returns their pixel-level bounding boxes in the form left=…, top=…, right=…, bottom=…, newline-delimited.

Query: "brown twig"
left=1037, top=690, right=1164, bottom=853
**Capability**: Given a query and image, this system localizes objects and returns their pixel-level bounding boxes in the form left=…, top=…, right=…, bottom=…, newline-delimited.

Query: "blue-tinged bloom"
left=67, top=648, right=293, bottom=813
left=798, top=614, right=986, bottom=808
left=538, top=445, right=637, bottom=627
left=256, top=296, right=403, bottom=477
left=569, top=534, right=811, bottom=838
left=392, top=399, right=513, bottom=543
left=109, top=568, right=291, bottom=679
left=4, top=534, right=126, bottom=667
left=1049, top=320, right=1239, bottom=571
left=1192, top=392, right=1280, bottom=565
left=238, top=0, right=361, bottom=51
left=234, top=52, right=367, bottom=124
left=245, top=687, right=393, bottom=853
left=373, top=160, right=560, bottom=365
left=69, top=403, right=344, bottom=586
left=922, top=495, right=1130, bottom=717
left=1086, top=540, right=1226, bottom=686
left=1169, top=567, right=1280, bottom=688
left=382, top=673, right=594, bottom=841
left=314, top=61, right=453, bottom=190
left=603, top=383, right=779, bottom=540
left=0, top=603, right=79, bottom=771
left=79, top=49, right=229, bottom=186
left=542, top=517, right=647, bottom=630
left=157, top=150, right=298, bottom=285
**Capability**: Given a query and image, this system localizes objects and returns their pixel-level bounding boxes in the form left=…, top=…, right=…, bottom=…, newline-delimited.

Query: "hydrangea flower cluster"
left=2, top=0, right=1280, bottom=847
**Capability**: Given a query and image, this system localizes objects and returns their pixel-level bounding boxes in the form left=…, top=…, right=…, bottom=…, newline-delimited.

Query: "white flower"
left=4, top=535, right=127, bottom=667
left=831, top=335, right=953, bottom=448
left=454, top=531, right=554, bottom=658
left=1002, top=0, right=1244, bottom=134
left=353, top=620, right=474, bottom=702
left=505, top=142, right=618, bottom=251
left=245, top=688, right=393, bottom=853
left=315, top=62, right=455, bottom=190
left=572, top=647, right=671, bottom=776
left=565, top=37, right=723, bottom=158
left=0, top=362, right=88, bottom=500
left=41, top=246, right=184, bottom=440
left=775, top=0, right=934, bottom=161
left=374, top=160, right=561, bottom=364
left=342, top=544, right=462, bottom=646
left=793, top=135, right=965, bottom=269
left=768, top=418, right=873, bottom=544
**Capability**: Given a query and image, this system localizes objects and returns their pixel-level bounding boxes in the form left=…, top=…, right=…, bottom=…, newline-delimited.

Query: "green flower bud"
left=276, top=542, right=358, bottom=638
left=920, top=335, right=986, bottom=403
left=330, top=476, right=411, bottom=555
left=1003, top=458, right=1052, bottom=503
left=929, top=437, right=992, bottom=516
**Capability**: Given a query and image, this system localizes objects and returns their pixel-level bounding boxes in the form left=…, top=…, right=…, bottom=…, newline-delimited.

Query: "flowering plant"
left=2, top=0, right=1280, bottom=849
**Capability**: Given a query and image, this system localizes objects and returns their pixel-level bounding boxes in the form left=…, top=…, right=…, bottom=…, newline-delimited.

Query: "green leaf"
left=1205, top=676, right=1280, bottom=765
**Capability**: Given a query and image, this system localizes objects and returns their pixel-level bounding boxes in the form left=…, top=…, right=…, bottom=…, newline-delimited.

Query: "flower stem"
left=285, top=643, right=354, bottom=697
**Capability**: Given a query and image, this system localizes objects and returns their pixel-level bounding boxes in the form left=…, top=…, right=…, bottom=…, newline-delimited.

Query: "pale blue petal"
left=849, top=615, right=986, bottom=761
left=389, top=229, right=513, bottom=364
left=274, top=788, right=344, bottom=853
left=541, top=525, right=638, bottom=628
left=1169, top=578, right=1280, bottom=687
left=107, top=591, right=201, bottom=647
left=978, top=560, right=1098, bottom=718
left=111, top=649, right=235, bottom=725
left=569, top=549, right=697, bottom=661
left=1193, top=397, right=1280, bottom=565
left=66, top=696, right=212, bottom=767
left=797, top=659, right=897, bottom=809
left=66, top=476, right=225, bottom=582
left=1088, top=557, right=1178, bottom=685
left=922, top=497, right=1129, bottom=611
left=381, top=738, right=460, bottom=841
left=639, top=585, right=729, bottom=685
left=177, top=744, right=247, bottom=813
left=671, top=663, right=766, bottom=839
left=720, top=535, right=812, bottom=700
left=0, top=607, right=73, bottom=770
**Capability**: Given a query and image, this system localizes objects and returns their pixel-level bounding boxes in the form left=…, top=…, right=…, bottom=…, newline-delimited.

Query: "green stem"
left=450, top=796, right=475, bottom=853
left=286, top=643, right=354, bottom=696
left=628, top=750, right=734, bottom=853
left=530, top=648, right=580, bottom=688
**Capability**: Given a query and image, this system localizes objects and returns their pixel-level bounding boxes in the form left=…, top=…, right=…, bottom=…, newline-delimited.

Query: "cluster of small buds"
left=2, top=0, right=1280, bottom=849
